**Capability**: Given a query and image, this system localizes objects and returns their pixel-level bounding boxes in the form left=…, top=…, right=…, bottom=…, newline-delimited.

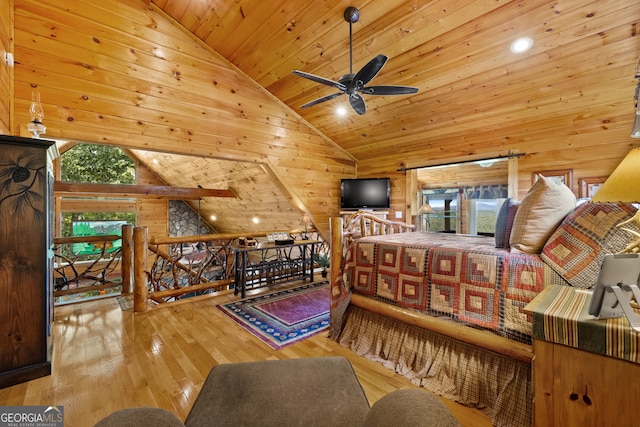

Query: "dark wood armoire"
left=0, top=135, right=57, bottom=388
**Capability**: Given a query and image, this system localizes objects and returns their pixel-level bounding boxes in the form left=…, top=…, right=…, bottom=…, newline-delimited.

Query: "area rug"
left=216, top=281, right=330, bottom=349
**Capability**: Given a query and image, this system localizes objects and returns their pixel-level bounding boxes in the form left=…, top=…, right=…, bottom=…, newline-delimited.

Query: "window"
left=421, top=185, right=508, bottom=236
left=422, top=189, right=458, bottom=233
left=416, top=156, right=513, bottom=236
left=467, top=198, right=506, bottom=236
left=60, top=144, right=136, bottom=238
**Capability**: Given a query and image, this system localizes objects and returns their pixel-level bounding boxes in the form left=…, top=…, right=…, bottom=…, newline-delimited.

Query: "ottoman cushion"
left=364, top=389, right=462, bottom=427
left=94, top=407, right=184, bottom=427
left=185, top=357, right=370, bottom=427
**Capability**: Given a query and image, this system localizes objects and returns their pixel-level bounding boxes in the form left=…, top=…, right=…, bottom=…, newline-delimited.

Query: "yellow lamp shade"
left=591, top=147, right=640, bottom=203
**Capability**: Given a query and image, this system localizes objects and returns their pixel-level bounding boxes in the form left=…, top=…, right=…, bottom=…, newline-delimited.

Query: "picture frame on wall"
left=579, top=176, right=607, bottom=198
left=532, top=168, right=573, bottom=188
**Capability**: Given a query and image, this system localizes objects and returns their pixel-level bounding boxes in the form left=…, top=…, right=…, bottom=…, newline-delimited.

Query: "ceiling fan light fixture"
left=336, top=105, right=348, bottom=116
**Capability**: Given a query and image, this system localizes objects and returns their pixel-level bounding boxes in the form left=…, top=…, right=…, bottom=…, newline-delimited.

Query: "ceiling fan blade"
left=352, top=54, right=388, bottom=87
left=292, top=70, right=347, bottom=91
left=300, top=92, right=344, bottom=108
left=362, top=85, right=419, bottom=95
left=349, top=93, right=366, bottom=115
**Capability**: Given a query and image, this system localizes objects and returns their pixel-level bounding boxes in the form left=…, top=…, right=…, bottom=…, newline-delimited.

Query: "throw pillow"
left=495, top=198, right=520, bottom=249
left=509, top=176, right=576, bottom=254
left=541, top=202, right=639, bottom=288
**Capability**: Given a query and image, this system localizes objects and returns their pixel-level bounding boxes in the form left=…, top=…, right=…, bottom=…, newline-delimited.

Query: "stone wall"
left=169, top=201, right=214, bottom=237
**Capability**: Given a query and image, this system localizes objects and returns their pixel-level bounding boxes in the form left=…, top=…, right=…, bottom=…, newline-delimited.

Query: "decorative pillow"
left=495, top=198, right=520, bottom=248
left=541, top=202, right=639, bottom=288
left=509, top=176, right=576, bottom=254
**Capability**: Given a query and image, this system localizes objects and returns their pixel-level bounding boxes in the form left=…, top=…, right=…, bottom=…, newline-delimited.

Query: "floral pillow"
left=541, top=202, right=639, bottom=289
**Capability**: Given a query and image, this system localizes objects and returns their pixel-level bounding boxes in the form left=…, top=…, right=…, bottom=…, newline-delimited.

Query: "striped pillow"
left=495, top=198, right=520, bottom=248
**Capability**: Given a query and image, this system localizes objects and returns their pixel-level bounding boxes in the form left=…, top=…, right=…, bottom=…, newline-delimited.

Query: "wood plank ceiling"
left=152, top=0, right=640, bottom=170
left=11, top=0, right=640, bottom=237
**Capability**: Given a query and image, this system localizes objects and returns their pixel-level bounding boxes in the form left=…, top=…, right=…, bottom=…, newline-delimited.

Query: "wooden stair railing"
left=130, top=227, right=326, bottom=312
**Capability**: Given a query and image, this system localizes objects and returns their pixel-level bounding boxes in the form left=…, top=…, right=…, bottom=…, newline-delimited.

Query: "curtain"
left=464, top=184, right=508, bottom=199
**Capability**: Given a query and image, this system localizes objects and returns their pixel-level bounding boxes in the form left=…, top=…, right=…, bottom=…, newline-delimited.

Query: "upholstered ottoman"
left=185, top=357, right=370, bottom=427
left=95, top=356, right=461, bottom=427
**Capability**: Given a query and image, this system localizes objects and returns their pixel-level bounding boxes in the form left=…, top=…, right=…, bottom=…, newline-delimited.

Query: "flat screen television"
left=341, top=178, right=390, bottom=210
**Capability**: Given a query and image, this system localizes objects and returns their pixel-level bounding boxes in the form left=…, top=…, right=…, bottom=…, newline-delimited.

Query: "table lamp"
left=591, top=147, right=640, bottom=253
left=419, top=203, right=435, bottom=232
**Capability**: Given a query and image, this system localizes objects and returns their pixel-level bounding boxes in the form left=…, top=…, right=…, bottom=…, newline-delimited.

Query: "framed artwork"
left=579, top=176, right=607, bottom=198
left=532, top=169, right=573, bottom=188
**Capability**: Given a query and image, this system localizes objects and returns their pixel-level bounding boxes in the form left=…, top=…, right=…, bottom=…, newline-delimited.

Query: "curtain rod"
left=397, top=152, right=526, bottom=172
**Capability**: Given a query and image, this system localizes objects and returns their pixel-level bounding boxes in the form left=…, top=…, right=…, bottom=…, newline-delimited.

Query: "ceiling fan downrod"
left=344, top=6, right=359, bottom=75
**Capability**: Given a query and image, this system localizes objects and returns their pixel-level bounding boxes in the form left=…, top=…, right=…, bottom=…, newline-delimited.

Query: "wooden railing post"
left=329, top=217, right=343, bottom=305
left=133, top=226, right=148, bottom=313
left=121, top=224, right=134, bottom=295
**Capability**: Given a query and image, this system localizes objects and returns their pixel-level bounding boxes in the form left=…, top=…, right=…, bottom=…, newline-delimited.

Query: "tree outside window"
left=60, top=144, right=136, bottom=237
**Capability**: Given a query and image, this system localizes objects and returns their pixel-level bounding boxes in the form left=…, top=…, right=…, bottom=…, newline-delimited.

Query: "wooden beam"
left=60, top=198, right=136, bottom=213
left=54, top=181, right=238, bottom=200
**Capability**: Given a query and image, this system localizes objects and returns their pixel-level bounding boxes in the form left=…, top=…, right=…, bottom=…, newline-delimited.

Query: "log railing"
left=53, top=234, right=124, bottom=304
left=54, top=224, right=326, bottom=311
left=131, top=227, right=326, bottom=312
left=145, top=233, right=239, bottom=306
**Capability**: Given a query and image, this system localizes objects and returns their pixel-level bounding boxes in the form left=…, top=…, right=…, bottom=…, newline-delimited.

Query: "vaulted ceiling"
left=9, top=0, right=640, bottom=237
left=152, top=0, right=640, bottom=166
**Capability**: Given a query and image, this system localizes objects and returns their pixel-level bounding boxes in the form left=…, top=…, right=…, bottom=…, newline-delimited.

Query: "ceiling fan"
left=292, top=6, right=419, bottom=115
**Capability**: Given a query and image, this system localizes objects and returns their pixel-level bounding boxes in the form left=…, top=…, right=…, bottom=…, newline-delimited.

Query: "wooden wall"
left=5, top=0, right=640, bottom=238
left=135, top=160, right=168, bottom=241
left=0, top=0, right=12, bottom=134
left=10, top=0, right=356, bottom=239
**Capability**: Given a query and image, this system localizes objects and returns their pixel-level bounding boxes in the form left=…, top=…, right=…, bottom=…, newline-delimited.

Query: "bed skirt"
left=337, top=305, right=531, bottom=427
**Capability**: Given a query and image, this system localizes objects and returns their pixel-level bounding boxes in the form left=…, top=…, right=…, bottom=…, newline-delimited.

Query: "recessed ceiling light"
left=252, top=217, right=260, bottom=224
left=510, top=37, right=533, bottom=54
left=210, top=215, right=217, bottom=221
left=336, top=106, right=347, bottom=116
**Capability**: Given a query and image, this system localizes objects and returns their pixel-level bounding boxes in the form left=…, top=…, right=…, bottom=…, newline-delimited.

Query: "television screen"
left=341, top=178, right=390, bottom=210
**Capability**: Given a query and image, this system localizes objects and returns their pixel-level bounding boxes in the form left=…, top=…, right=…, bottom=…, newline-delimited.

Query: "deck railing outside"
left=53, top=234, right=124, bottom=304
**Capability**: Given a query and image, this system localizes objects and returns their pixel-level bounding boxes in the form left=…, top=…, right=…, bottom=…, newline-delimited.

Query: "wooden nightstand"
left=525, top=285, right=640, bottom=427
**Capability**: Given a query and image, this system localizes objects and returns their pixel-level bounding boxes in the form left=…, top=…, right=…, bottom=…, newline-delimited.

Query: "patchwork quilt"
left=343, top=232, right=568, bottom=344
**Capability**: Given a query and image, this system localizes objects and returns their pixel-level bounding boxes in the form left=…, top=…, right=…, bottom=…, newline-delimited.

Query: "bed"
left=328, top=183, right=639, bottom=426
left=328, top=211, right=568, bottom=427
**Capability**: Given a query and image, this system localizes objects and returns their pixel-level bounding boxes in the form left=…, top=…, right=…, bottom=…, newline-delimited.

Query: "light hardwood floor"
left=0, top=284, right=491, bottom=426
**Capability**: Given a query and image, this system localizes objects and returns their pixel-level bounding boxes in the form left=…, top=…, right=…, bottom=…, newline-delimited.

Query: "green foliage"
left=62, top=212, right=135, bottom=238
left=59, top=144, right=136, bottom=239
left=61, top=144, right=135, bottom=184
left=313, top=253, right=330, bottom=269
left=429, top=210, right=496, bottom=234
left=477, top=210, right=497, bottom=233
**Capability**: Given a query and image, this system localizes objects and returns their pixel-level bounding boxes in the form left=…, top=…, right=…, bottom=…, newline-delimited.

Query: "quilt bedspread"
left=343, top=232, right=568, bottom=344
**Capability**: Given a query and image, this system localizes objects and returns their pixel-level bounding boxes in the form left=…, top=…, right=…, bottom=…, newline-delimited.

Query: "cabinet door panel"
left=0, top=136, right=54, bottom=387
left=535, top=340, right=640, bottom=427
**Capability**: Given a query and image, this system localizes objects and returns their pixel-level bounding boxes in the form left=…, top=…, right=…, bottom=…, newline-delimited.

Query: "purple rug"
left=216, top=282, right=330, bottom=349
